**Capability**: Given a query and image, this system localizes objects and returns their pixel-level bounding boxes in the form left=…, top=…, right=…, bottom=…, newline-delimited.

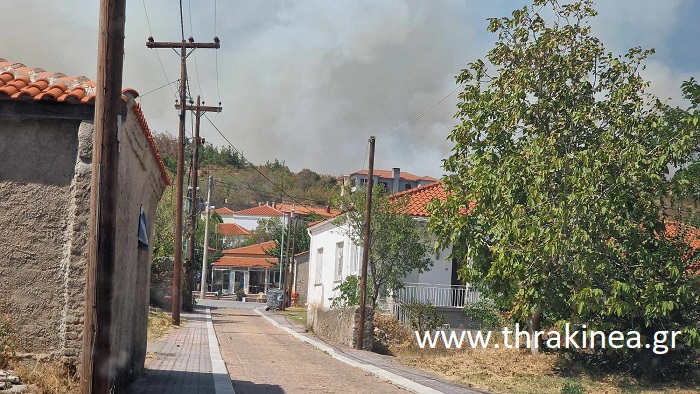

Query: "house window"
left=359, top=178, right=367, bottom=185
left=335, top=242, right=344, bottom=281
left=351, top=245, right=362, bottom=274
left=378, top=181, right=388, bottom=192
left=404, top=184, right=412, bottom=191
left=315, top=248, right=324, bottom=285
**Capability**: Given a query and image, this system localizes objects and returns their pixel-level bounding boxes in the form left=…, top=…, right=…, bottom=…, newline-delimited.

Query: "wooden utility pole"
left=182, top=96, right=221, bottom=309
left=200, top=175, right=213, bottom=299
left=81, top=1, right=126, bottom=392
left=146, top=36, right=219, bottom=325
left=356, top=136, right=375, bottom=350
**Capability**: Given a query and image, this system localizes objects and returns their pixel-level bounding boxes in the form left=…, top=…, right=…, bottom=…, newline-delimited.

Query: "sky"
left=2, top=1, right=699, bottom=178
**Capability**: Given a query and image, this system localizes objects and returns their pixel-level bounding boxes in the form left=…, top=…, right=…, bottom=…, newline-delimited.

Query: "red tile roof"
left=218, top=223, right=253, bottom=236
left=222, top=240, right=276, bottom=256
left=234, top=205, right=283, bottom=217
left=212, top=256, right=277, bottom=268
left=215, top=240, right=278, bottom=268
left=0, top=59, right=171, bottom=186
left=212, top=207, right=235, bottom=215
left=389, top=182, right=446, bottom=217
left=351, top=169, right=438, bottom=183
left=276, top=203, right=341, bottom=217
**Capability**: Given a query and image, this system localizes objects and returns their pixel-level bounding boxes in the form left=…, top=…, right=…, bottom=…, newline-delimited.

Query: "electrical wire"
left=179, top=0, right=185, bottom=41
left=142, top=0, right=177, bottom=98
left=214, top=0, right=221, bottom=106
left=376, top=83, right=463, bottom=138
left=188, top=0, right=203, bottom=99
left=214, top=179, right=322, bottom=204
left=203, top=114, right=317, bottom=212
left=139, top=79, right=180, bottom=98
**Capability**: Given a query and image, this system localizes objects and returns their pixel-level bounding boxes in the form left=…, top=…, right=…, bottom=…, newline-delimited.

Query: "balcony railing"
left=394, top=282, right=479, bottom=308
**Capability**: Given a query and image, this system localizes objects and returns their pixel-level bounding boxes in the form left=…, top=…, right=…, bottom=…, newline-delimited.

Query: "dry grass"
left=147, top=306, right=174, bottom=342
left=279, top=307, right=307, bottom=327
left=10, top=359, right=79, bottom=394
left=391, top=337, right=700, bottom=394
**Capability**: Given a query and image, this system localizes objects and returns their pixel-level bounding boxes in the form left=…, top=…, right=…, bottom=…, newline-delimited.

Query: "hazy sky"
left=3, top=1, right=699, bottom=178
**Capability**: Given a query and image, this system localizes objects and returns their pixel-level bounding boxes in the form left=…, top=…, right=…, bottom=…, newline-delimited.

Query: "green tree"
left=241, top=217, right=311, bottom=262
left=429, top=0, right=700, bottom=371
left=335, top=187, right=432, bottom=306
left=153, top=185, right=176, bottom=262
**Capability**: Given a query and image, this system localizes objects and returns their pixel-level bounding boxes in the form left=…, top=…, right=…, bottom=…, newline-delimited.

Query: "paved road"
left=211, top=307, right=407, bottom=394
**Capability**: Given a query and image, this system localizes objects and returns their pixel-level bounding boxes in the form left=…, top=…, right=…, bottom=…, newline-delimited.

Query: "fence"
left=394, top=283, right=479, bottom=308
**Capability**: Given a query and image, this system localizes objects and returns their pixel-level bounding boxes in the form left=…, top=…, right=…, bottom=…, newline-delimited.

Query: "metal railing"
left=394, top=283, right=479, bottom=308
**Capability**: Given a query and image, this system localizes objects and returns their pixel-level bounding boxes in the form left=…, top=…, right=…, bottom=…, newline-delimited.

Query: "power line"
left=139, top=79, right=180, bottom=98
left=213, top=179, right=323, bottom=204
left=142, top=0, right=177, bottom=98
left=179, top=0, right=185, bottom=41
left=376, top=83, right=463, bottom=138
left=202, top=114, right=316, bottom=212
left=188, top=0, right=203, bottom=98
left=214, top=0, right=221, bottom=105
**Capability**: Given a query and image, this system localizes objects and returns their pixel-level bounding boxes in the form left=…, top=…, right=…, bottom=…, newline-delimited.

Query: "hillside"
left=153, top=131, right=339, bottom=210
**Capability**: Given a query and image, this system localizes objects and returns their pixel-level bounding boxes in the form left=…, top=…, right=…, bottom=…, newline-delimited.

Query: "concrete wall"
left=0, top=116, right=85, bottom=357
left=109, top=100, right=167, bottom=384
left=308, top=306, right=374, bottom=350
left=416, top=245, right=453, bottom=286
left=0, top=99, right=166, bottom=387
left=307, top=221, right=358, bottom=308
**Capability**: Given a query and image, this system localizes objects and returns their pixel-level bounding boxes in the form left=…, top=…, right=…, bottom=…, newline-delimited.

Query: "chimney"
left=392, top=167, right=400, bottom=194
left=325, top=205, right=331, bottom=214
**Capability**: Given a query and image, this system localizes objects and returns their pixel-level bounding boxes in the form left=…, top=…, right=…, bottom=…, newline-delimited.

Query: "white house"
left=211, top=207, right=236, bottom=223
left=307, top=182, right=479, bottom=317
left=231, top=204, right=284, bottom=231
left=343, top=167, right=438, bottom=194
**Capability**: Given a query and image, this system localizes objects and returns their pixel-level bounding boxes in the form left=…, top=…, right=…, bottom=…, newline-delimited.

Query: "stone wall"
left=294, top=254, right=309, bottom=305
left=309, top=306, right=374, bottom=350
left=0, top=99, right=167, bottom=388
left=0, top=116, right=83, bottom=357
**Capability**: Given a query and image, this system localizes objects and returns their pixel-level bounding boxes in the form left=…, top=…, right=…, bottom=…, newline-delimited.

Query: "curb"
left=205, top=308, right=236, bottom=394
left=254, top=308, right=444, bottom=394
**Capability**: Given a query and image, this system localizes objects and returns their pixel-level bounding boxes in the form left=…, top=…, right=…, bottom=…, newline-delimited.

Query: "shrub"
left=402, top=301, right=446, bottom=332
left=374, top=313, right=411, bottom=352
left=561, top=380, right=585, bottom=394
left=330, top=275, right=360, bottom=308
left=463, top=300, right=507, bottom=329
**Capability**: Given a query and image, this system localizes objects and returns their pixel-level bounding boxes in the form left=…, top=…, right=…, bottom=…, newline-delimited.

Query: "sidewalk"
left=257, top=308, right=489, bottom=394
left=128, top=308, right=234, bottom=394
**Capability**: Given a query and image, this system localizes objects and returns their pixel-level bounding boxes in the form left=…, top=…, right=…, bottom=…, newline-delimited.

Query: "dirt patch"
left=392, top=342, right=700, bottom=394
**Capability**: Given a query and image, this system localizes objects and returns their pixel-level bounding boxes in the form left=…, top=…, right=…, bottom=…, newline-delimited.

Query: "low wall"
left=309, top=306, right=374, bottom=350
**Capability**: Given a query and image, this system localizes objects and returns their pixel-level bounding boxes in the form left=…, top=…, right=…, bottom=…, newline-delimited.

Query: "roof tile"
left=234, top=205, right=283, bottom=217
left=218, top=223, right=253, bottom=236
left=0, top=58, right=170, bottom=186
left=389, top=182, right=446, bottom=217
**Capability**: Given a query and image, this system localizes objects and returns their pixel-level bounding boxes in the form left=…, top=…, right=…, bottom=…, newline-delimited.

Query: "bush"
left=374, top=313, right=411, bottom=352
left=463, top=300, right=507, bottom=329
left=402, top=301, right=446, bottom=332
left=561, top=380, right=585, bottom=394
left=330, top=275, right=360, bottom=308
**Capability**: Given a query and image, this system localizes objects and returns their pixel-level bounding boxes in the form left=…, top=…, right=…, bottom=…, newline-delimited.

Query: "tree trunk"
left=527, top=305, right=543, bottom=355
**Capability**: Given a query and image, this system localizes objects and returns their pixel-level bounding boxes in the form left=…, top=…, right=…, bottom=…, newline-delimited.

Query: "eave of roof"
left=0, top=59, right=171, bottom=186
